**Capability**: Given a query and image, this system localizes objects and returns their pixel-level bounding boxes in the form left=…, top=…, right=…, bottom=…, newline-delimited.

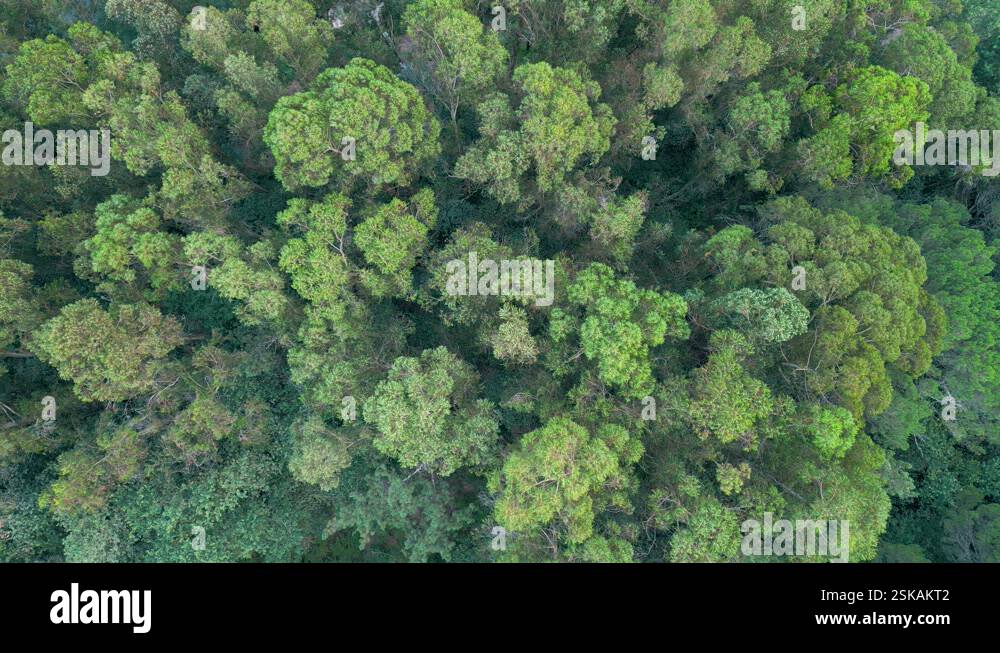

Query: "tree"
left=798, top=66, right=931, bottom=188
left=0, top=258, right=40, bottom=362
left=354, top=189, right=437, bottom=299
left=246, top=0, right=332, bottom=83
left=584, top=191, right=647, bottom=267
left=669, top=497, right=742, bottom=562
left=30, top=299, right=182, bottom=403
left=703, top=196, right=944, bottom=420
left=276, top=192, right=353, bottom=322
left=2, top=31, right=97, bottom=125
left=816, top=191, right=1000, bottom=445
left=105, top=0, right=181, bottom=62
left=454, top=62, right=615, bottom=207
left=362, top=347, right=499, bottom=476
left=400, top=0, right=508, bottom=123
left=878, top=24, right=978, bottom=126
left=491, top=304, right=539, bottom=366
left=707, top=82, right=790, bottom=190
left=2, top=0, right=998, bottom=567
left=489, top=417, right=642, bottom=555
left=942, top=492, right=1000, bottom=562
left=685, top=330, right=776, bottom=447
left=265, top=58, right=441, bottom=192
left=183, top=231, right=291, bottom=329
left=287, top=416, right=354, bottom=492
left=81, top=194, right=182, bottom=301
left=549, top=263, right=689, bottom=399
left=705, top=287, right=809, bottom=347
left=324, top=456, right=479, bottom=562
left=163, top=394, right=236, bottom=466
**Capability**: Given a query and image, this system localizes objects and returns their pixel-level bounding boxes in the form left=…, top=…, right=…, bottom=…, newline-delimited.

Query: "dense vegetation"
left=1, top=0, right=999, bottom=563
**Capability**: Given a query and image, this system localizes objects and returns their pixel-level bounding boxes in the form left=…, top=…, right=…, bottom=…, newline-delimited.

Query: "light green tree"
left=265, top=58, right=441, bottom=191
left=400, top=0, right=508, bottom=123
left=30, top=299, right=182, bottom=402
left=362, top=347, right=499, bottom=476
left=454, top=62, right=615, bottom=207
left=489, top=417, right=642, bottom=552
left=549, top=263, right=689, bottom=399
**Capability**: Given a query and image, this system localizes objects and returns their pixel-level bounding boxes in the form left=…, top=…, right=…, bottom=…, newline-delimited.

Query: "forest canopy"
left=1, top=0, right=999, bottom=563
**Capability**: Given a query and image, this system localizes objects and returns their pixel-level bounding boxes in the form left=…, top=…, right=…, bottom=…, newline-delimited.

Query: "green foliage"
left=82, top=194, right=182, bottom=300
left=551, top=263, right=689, bottom=399
left=454, top=62, right=615, bottom=207
left=669, top=497, right=741, bottom=562
left=400, top=0, right=508, bottom=121
left=1, top=0, right=997, bottom=565
left=277, top=192, right=353, bottom=321
left=30, top=299, right=182, bottom=403
left=362, top=347, right=499, bottom=476
left=325, top=457, right=480, bottom=562
left=246, top=0, right=332, bottom=82
left=705, top=196, right=942, bottom=421
left=181, top=231, right=289, bottom=329
left=3, top=31, right=99, bottom=125
left=800, top=66, right=931, bottom=188
left=491, top=304, right=539, bottom=366
left=354, top=189, right=437, bottom=298
left=686, top=330, right=775, bottom=446
left=706, top=287, right=809, bottom=346
left=287, top=416, right=353, bottom=491
left=878, top=24, right=978, bottom=126
left=265, top=57, right=441, bottom=191
left=489, top=417, right=642, bottom=554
